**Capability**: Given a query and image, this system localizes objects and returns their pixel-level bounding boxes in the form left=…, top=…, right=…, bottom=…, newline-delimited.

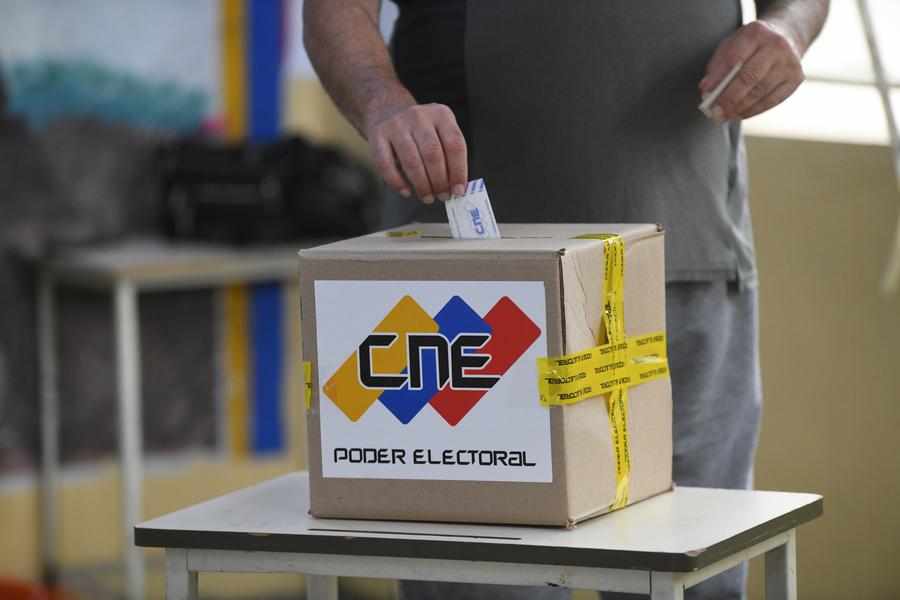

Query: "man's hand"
left=700, top=0, right=828, bottom=123
left=700, top=20, right=804, bottom=123
left=304, top=0, right=467, bottom=205
left=365, top=102, right=468, bottom=203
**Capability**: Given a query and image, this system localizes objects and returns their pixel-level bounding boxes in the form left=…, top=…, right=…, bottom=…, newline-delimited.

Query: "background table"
left=136, top=472, right=822, bottom=600
left=37, top=237, right=332, bottom=600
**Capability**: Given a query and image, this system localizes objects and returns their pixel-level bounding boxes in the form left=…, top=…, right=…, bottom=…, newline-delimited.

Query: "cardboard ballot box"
left=298, top=223, right=672, bottom=526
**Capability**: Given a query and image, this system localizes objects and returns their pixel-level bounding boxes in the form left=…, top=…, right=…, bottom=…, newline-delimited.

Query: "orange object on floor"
left=0, top=579, right=77, bottom=600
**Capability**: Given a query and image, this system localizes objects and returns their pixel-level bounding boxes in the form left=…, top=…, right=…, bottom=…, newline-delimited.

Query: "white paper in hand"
left=698, top=61, right=743, bottom=119
left=445, top=179, right=501, bottom=239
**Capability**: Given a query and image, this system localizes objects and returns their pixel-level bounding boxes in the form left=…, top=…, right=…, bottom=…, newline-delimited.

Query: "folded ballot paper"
left=445, top=178, right=501, bottom=239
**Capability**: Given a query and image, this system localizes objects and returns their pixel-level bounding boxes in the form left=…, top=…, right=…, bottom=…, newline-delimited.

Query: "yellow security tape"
left=597, top=234, right=629, bottom=510
left=536, top=332, right=669, bottom=404
left=536, top=234, right=670, bottom=511
left=608, top=388, right=629, bottom=509
left=387, top=229, right=421, bottom=238
left=303, top=360, right=313, bottom=409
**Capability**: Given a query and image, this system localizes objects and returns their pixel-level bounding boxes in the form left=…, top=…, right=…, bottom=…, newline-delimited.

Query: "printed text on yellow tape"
left=536, top=332, right=669, bottom=406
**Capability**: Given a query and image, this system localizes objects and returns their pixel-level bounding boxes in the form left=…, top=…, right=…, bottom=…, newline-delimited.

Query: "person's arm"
left=303, top=0, right=467, bottom=203
left=699, top=0, right=829, bottom=123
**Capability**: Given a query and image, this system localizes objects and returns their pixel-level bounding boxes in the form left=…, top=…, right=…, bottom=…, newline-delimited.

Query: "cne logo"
left=323, top=295, right=540, bottom=426
left=358, top=332, right=498, bottom=391
left=464, top=201, right=486, bottom=235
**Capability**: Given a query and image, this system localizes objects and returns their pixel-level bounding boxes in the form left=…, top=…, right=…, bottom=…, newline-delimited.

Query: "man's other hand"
left=365, top=103, right=468, bottom=204
left=700, top=19, right=804, bottom=124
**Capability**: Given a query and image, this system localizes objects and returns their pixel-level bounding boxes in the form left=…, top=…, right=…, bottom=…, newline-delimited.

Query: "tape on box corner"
left=303, top=360, right=312, bottom=409
left=387, top=229, right=420, bottom=238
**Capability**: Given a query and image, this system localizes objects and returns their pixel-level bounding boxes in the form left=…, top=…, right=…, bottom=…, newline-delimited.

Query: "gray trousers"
left=400, top=281, right=763, bottom=600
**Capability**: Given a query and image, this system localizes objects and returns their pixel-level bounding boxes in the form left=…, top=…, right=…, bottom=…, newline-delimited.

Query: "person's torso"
left=387, top=1, right=756, bottom=286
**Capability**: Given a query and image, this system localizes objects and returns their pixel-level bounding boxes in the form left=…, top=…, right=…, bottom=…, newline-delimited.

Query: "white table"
left=135, top=472, right=822, bottom=600
left=37, top=238, right=333, bottom=600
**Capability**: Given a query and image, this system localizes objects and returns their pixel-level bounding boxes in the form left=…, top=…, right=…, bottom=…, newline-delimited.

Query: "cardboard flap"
left=299, top=223, right=662, bottom=260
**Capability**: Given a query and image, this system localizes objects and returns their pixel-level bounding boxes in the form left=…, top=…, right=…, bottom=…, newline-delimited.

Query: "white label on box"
left=445, top=179, right=501, bottom=239
left=314, top=280, right=551, bottom=482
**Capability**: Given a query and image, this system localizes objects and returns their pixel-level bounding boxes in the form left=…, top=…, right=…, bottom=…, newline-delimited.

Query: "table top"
left=42, top=237, right=337, bottom=290
left=135, top=472, right=822, bottom=572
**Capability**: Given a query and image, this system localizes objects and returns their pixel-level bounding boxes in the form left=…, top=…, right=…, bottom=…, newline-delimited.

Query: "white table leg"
left=115, top=280, right=145, bottom=600
left=38, top=270, right=59, bottom=586
left=307, top=575, right=339, bottom=600
left=650, top=572, right=685, bottom=600
left=165, top=549, right=198, bottom=600
left=765, top=529, right=797, bottom=600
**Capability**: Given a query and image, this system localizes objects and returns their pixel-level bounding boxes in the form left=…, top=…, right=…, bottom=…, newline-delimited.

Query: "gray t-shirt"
left=386, top=1, right=756, bottom=288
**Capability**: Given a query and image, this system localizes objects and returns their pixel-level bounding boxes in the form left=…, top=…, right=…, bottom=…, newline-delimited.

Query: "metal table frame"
left=136, top=472, right=823, bottom=600
left=37, top=238, right=330, bottom=600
